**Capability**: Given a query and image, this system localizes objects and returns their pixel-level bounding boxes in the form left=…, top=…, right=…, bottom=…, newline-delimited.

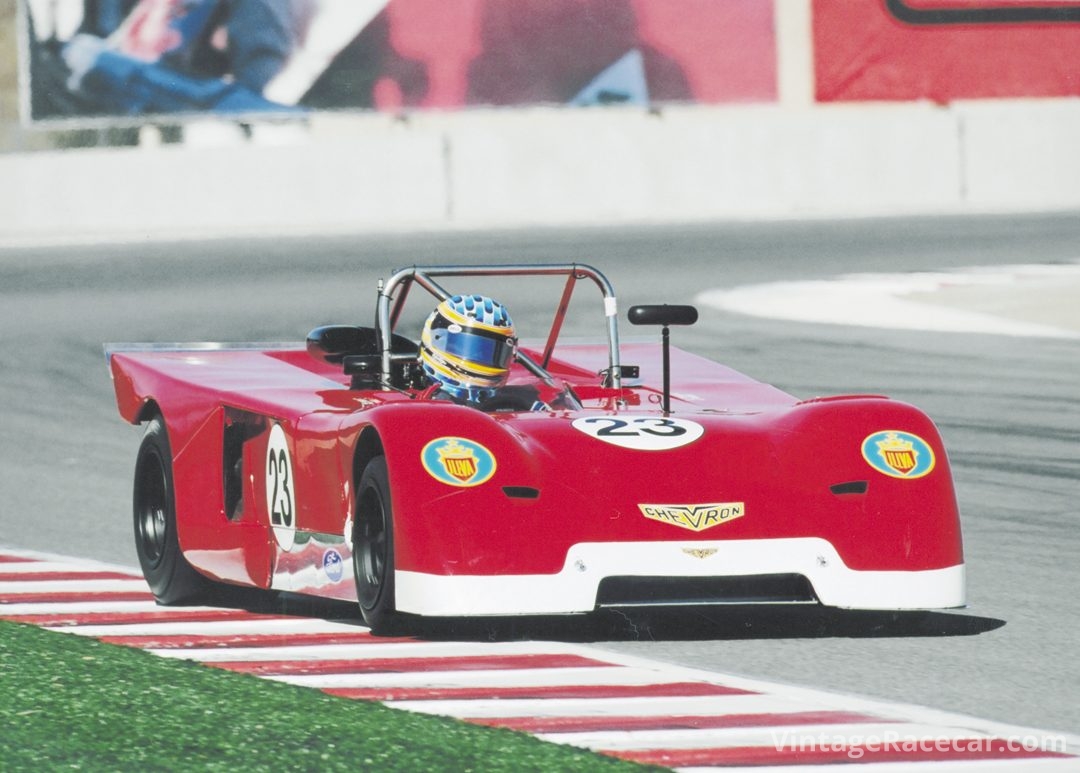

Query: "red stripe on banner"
left=0, top=555, right=37, bottom=563
left=1, top=610, right=288, bottom=626
left=0, top=571, right=140, bottom=582
left=325, top=681, right=754, bottom=702
left=607, top=741, right=1075, bottom=767
left=0, top=592, right=154, bottom=604
left=98, top=632, right=408, bottom=649
left=212, top=653, right=614, bottom=676
left=471, top=710, right=893, bottom=734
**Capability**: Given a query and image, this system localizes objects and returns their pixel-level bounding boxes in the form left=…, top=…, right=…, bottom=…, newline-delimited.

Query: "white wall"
left=960, top=100, right=1080, bottom=211
left=1, top=99, right=1078, bottom=244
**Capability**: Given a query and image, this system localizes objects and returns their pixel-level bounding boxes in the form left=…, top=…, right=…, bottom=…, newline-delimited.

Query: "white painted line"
left=1, top=600, right=176, bottom=615
left=0, top=579, right=150, bottom=594
left=0, top=547, right=140, bottom=573
left=0, top=561, right=140, bottom=576
left=392, top=694, right=802, bottom=719
left=270, top=665, right=731, bottom=691
left=49, top=618, right=367, bottom=637
left=538, top=722, right=993, bottom=751
left=154, top=639, right=580, bottom=662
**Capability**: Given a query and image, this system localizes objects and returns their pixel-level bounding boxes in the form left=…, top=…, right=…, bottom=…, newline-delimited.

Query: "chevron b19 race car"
left=108, top=264, right=965, bottom=630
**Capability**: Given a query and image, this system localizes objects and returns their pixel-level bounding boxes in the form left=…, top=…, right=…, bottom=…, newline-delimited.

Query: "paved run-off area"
left=697, top=262, right=1080, bottom=340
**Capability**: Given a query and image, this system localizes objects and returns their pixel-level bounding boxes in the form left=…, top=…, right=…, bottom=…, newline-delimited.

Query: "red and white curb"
left=3, top=547, right=1078, bottom=772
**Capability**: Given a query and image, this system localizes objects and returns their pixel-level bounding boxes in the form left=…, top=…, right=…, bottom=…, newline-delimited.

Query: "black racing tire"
left=133, top=416, right=209, bottom=605
left=353, top=456, right=399, bottom=631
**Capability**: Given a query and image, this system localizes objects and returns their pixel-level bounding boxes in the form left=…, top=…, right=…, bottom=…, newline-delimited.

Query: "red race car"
left=108, top=264, right=964, bottom=630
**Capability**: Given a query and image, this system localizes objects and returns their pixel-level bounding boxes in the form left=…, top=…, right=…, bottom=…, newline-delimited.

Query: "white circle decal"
left=571, top=416, right=704, bottom=450
left=266, top=423, right=297, bottom=550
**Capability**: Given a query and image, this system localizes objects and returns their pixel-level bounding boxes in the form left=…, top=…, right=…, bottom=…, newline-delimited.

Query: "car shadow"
left=200, top=587, right=1005, bottom=642
left=396, top=605, right=1006, bottom=643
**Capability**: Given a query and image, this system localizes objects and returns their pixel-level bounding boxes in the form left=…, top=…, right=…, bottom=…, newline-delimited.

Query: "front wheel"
left=353, top=456, right=399, bottom=631
left=133, top=416, right=208, bottom=604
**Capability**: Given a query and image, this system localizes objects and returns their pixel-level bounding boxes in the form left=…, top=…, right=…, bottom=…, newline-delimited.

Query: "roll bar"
left=375, top=264, right=622, bottom=390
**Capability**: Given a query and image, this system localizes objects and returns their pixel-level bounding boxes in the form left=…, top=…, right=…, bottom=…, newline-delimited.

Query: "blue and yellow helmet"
left=420, top=295, right=517, bottom=401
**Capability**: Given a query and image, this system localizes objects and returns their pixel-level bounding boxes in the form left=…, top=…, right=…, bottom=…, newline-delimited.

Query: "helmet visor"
left=432, top=327, right=517, bottom=369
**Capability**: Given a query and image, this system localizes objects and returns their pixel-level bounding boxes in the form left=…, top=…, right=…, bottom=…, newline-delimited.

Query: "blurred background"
left=3, top=0, right=1080, bottom=241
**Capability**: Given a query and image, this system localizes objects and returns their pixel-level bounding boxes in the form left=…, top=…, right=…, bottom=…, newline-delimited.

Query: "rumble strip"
left=2, top=548, right=1077, bottom=772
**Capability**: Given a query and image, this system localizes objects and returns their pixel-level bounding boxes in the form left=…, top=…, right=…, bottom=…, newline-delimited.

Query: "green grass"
left=0, top=621, right=658, bottom=772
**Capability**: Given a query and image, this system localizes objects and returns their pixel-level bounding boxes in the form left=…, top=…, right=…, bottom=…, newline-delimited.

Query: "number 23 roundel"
left=266, top=423, right=297, bottom=550
left=571, top=416, right=704, bottom=450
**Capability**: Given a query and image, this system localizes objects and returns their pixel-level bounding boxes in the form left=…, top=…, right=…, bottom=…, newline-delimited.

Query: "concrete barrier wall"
left=439, top=103, right=961, bottom=225
left=961, top=100, right=1080, bottom=211
left=1, top=99, right=1078, bottom=243
left=0, top=116, right=448, bottom=240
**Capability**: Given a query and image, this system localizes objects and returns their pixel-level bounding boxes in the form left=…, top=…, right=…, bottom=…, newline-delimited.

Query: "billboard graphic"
left=20, top=0, right=777, bottom=122
left=815, top=0, right=1080, bottom=102
left=883, top=0, right=1080, bottom=25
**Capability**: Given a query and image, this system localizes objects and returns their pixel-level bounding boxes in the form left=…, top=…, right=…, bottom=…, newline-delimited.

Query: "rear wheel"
left=353, top=456, right=399, bottom=630
left=133, top=416, right=208, bottom=604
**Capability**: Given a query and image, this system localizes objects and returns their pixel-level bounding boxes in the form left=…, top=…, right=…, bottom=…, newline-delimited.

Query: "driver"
left=419, top=294, right=519, bottom=405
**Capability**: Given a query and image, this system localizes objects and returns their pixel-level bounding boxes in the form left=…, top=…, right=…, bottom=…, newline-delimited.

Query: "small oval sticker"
left=571, top=416, right=704, bottom=450
left=421, top=437, right=497, bottom=487
left=861, top=430, right=936, bottom=479
left=322, top=549, right=344, bottom=583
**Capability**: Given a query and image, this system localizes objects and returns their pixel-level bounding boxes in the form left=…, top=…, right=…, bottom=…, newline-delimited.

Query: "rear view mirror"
left=626, top=304, right=698, bottom=414
left=627, top=304, right=698, bottom=327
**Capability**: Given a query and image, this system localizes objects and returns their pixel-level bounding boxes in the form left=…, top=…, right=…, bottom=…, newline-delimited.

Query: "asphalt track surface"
left=2, top=213, right=1078, bottom=739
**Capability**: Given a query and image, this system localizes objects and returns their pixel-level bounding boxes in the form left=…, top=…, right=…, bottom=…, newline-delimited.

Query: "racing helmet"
left=420, top=294, right=517, bottom=401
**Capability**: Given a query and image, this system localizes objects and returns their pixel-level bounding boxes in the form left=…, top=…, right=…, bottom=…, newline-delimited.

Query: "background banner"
left=814, top=0, right=1080, bottom=102
left=21, top=0, right=777, bottom=122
